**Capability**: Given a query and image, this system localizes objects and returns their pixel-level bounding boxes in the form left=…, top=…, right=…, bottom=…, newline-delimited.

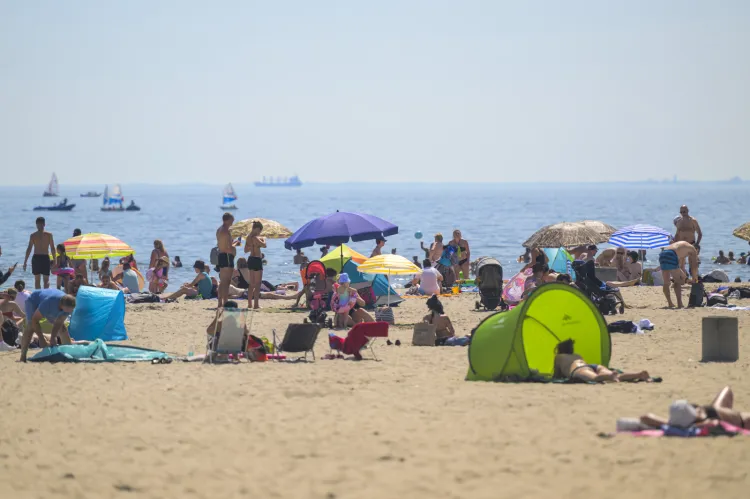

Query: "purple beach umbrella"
left=284, top=211, right=399, bottom=250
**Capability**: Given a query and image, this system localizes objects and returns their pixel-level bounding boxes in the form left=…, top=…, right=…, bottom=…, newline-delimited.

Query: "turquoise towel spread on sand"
left=29, top=339, right=169, bottom=363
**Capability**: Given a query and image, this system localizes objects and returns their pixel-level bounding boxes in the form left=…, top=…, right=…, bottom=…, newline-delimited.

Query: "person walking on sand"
left=23, top=217, right=56, bottom=290
left=244, top=221, right=266, bottom=309
left=216, top=213, right=239, bottom=308
left=674, top=205, right=702, bottom=246
left=659, top=241, right=699, bottom=308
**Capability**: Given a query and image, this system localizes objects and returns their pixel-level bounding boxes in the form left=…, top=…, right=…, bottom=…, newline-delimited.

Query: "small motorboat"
left=34, top=198, right=75, bottom=211
left=125, top=201, right=141, bottom=212
left=80, top=191, right=102, bottom=198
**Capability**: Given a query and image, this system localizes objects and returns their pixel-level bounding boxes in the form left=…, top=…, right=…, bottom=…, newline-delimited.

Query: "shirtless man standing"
left=658, top=241, right=699, bottom=308
left=216, top=213, right=238, bottom=308
left=23, top=217, right=56, bottom=289
left=674, top=205, right=702, bottom=246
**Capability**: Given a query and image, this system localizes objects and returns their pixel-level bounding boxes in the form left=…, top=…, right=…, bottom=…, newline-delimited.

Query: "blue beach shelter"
left=341, top=260, right=403, bottom=306
left=69, top=287, right=128, bottom=341
left=544, top=247, right=576, bottom=279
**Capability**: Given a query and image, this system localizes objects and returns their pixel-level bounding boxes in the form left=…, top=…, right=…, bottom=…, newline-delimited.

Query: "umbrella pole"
left=340, top=245, right=344, bottom=273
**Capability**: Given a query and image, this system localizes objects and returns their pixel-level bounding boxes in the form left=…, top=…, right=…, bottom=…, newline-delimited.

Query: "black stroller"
left=571, top=260, right=624, bottom=315
left=474, top=257, right=506, bottom=310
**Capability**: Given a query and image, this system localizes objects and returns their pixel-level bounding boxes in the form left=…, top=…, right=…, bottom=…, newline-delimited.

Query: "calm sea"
left=1, top=182, right=749, bottom=291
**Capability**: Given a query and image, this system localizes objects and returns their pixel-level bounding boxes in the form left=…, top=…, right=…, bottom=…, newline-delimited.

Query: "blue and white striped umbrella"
left=608, top=224, right=672, bottom=249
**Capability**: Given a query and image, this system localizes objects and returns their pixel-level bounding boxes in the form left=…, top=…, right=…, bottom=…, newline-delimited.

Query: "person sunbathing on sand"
left=423, top=295, right=455, bottom=343
left=553, top=339, right=650, bottom=383
left=640, top=386, right=750, bottom=429
left=163, top=260, right=213, bottom=301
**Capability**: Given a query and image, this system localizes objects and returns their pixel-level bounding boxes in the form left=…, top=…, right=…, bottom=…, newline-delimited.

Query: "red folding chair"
left=342, top=321, right=389, bottom=360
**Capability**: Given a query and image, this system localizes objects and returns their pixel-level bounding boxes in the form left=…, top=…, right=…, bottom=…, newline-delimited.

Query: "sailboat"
left=220, top=183, right=238, bottom=210
left=43, top=173, right=60, bottom=197
left=101, top=184, right=141, bottom=212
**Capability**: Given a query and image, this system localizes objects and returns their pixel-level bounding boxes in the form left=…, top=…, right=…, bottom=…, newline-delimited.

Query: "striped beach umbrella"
left=608, top=225, right=671, bottom=249
left=63, top=233, right=135, bottom=259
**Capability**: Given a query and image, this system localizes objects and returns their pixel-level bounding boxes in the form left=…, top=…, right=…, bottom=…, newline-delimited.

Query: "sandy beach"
left=1, top=285, right=749, bottom=499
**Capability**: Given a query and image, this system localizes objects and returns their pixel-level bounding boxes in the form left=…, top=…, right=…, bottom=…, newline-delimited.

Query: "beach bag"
left=707, top=294, right=728, bottom=307
left=375, top=306, right=394, bottom=324
left=412, top=322, right=436, bottom=346
left=688, top=283, right=705, bottom=308
left=1, top=319, right=19, bottom=347
left=210, top=247, right=219, bottom=266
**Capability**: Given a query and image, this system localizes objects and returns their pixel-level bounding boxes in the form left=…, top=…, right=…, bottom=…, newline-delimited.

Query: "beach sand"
left=1, top=286, right=749, bottom=498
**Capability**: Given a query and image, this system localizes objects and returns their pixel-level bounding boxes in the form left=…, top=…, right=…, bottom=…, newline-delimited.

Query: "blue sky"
left=1, top=1, right=748, bottom=185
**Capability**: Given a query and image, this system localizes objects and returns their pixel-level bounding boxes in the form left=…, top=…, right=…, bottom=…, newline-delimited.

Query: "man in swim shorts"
left=674, top=205, right=702, bottom=246
left=23, top=217, right=56, bottom=290
left=216, top=212, right=238, bottom=308
left=19, top=289, right=76, bottom=362
left=659, top=241, right=699, bottom=308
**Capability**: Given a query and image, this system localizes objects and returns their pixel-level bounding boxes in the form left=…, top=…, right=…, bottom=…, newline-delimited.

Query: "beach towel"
left=29, top=339, right=170, bottom=363
left=502, top=268, right=531, bottom=304
left=601, top=421, right=750, bottom=438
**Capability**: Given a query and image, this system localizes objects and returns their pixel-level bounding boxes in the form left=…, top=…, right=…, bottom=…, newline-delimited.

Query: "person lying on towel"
left=553, top=339, right=650, bottom=383
left=640, top=386, right=750, bottom=430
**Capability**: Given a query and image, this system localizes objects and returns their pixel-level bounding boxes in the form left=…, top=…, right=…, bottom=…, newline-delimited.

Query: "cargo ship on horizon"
left=254, top=175, right=302, bottom=187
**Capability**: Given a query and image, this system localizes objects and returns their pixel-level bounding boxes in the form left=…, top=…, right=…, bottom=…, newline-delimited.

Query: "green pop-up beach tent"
left=467, top=283, right=610, bottom=381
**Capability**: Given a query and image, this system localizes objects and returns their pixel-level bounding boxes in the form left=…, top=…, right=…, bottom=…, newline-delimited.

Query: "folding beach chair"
left=272, top=323, right=321, bottom=362
left=205, top=307, right=249, bottom=363
left=343, top=322, right=389, bottom=360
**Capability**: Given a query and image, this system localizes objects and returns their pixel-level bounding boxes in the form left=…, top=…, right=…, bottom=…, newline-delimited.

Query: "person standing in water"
left=244, top=220, right=266, bottom=309
left=23, top=217, right=56, bottom=290
left=450, top=230, right=470, bottom=280
left=659, top=241, right=699, bottom=308
left=216, top=213, right=238, bottom=308
left=674, top=205, right=702, bottom=246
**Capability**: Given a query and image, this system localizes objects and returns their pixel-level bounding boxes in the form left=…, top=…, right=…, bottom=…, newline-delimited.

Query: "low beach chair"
left=205, top=307, right=248, bottom=363
left=272, top=323, right=321, bottom=362
left=343, top=322, right=389, bottom=360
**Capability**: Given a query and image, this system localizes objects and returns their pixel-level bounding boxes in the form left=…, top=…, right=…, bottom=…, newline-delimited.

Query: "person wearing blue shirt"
left=19, top=289, right=76, bottom=362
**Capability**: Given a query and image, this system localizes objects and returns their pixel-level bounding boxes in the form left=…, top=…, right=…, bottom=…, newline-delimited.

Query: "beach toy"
left=414, top=231, right=423, bottom=239
left=467, top=283, right=609, bottom=381
left=52, top=267, right=75, bottom=276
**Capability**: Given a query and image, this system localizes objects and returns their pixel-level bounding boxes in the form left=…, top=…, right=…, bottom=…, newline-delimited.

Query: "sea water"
left=1, top=182, right=749, bottom=291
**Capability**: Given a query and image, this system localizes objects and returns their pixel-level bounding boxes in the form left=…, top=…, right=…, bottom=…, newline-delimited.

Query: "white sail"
left=108, top=184, right=124, bottom=206
left=102, top=185, right=109, bottom=205
left=222, top=183, right=237, bottom=204
left=45, top=173, right=59, bottom=196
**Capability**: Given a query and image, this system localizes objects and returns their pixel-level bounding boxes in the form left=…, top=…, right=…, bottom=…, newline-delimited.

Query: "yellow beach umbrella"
left=320, top=244, right=368, bottom=272
left=358, top=254, right=422, bottom=275
left=63, top=233, right=135, bottom=260
left=358, top=254, right=421, bottom=307
left=230, top=218, right=292, bottom=239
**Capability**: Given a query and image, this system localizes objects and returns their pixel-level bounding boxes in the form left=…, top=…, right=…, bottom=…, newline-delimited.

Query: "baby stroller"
left=474, top=257, right=506, bottom=310
left=303, top=260, right=329, bottom=325
left=571, top=260, right=624, bottom=315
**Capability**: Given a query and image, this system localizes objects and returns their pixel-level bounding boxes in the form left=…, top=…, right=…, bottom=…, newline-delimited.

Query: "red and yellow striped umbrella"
left=63, top=233, right=135, bottom=259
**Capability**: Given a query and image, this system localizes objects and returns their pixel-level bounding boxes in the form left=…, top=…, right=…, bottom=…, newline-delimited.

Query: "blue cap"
left=338, top=273, right=350, bottom=284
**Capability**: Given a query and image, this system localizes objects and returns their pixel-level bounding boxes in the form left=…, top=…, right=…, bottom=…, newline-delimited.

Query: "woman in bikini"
left=640, top=386, right=750, bottom=429
left=149, top=240, right=169, bottom=280
left=553, top=339, right=650, bottom=382
left=423, top=295, right=455, bottom=344
left=1, top=288, right=26, bottom=327
left=243, top=221, right=267, bottom=309
left=450, top=230, right=470, bottom=280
